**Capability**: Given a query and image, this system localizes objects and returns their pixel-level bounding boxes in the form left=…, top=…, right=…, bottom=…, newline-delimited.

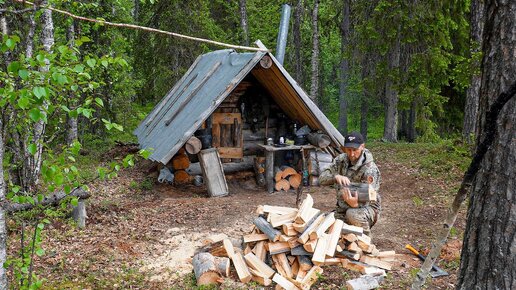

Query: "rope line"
left=12, top=0, right=269, bottom=52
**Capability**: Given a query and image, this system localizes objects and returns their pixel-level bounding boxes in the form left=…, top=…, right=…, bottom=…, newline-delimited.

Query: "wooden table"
left=258, top=144, right=316, bottom=193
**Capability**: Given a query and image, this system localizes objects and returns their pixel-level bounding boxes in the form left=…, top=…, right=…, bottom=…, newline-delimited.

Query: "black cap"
left=344, top=132, right=364, bottom=148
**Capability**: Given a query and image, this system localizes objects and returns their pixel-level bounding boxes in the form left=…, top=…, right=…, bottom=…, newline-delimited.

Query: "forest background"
left=0, top=0, right=498, bottom=288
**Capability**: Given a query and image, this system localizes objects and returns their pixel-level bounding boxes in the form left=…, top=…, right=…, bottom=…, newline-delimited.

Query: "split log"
left=326, top=219, right=344, bottom=257
left=300, top=266, right=323, bottom=290
left=276, top=253, right=293, bottom=278
left=282, top=223, right=297, bottom=236
left=174, top=169, right=191, bottom=184
left=232, top=252, right=253, bottom=283
left=253, top=216, right=281, bottom=242
left=244, top=252, right=275, bottom=278
left=359, top=256, right=392, bottom=270
left=263, top=205, right=298, bottom=215
left=291, top=245, right=312, bottom=256
left=281, top=167, right=298, bottom=179
left=253, top=241, right=267, bottom=262
left=244, top=233, right=269, bottom=243
left=249, top=268, right=272, bottom=286
left=323, top=258, right=342, bottom=266
left=272, top=273, right=297, bottom=290
left=298, top=213, right=325, bottom=244
left=275, top=170, right=284, bottom=183
left=271, top=211, right=297, bottom=228
left=196, top=240, right=228, bottom=257
left=268, top=242, right=290, bottom=255
left=342, top=233, right=358, bottom=243
left=185, top=136, right=202, bottom=155
left=342, top=223, right=364, bottom=235
left=297, top=255, right=313, bottom=271
left=338, top=183, right=377, bottom=202
left=312, top=234, right=329, bottom=265
left=192, top=252, right=222, bottom=285
left=288, top=174, right=302, bottom=190
left=309, top=212, right=335, bottom=240
left=275, top=179, right=290, bottom=192
left=296, top=268, right=307, bottom=282
left=335, top=250, right=361, bottom=261
left=303, top=239, right=317, bottom=253
left=172, top=154, right=190, bottom=170
left=295, top=194, right=314, bottom=224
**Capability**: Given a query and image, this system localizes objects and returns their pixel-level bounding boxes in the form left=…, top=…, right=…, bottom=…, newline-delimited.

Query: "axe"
left=405, top=244, right=449, bottom=278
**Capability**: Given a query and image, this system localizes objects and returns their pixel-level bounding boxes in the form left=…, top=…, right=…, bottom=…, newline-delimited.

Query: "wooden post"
left=265, top=150, right=274, bottom=193
left=72, top=200, right=87, bottom=228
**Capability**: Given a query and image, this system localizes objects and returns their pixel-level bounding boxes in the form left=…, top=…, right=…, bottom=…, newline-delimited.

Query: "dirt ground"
left=28, top=145, right=467, bottom=289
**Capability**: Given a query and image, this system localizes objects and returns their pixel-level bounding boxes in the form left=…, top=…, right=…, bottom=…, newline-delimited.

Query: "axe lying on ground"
left=405, top=244, right=449, bottom=278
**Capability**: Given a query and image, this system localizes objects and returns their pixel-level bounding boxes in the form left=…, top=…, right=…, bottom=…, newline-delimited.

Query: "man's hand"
left=341, top=188, right=359, bottom=208
left=335, top=174, right=351, bottom=186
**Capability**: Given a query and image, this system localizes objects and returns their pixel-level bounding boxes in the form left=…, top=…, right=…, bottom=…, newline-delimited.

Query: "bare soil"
left=24, top=145, right=466, bottom=289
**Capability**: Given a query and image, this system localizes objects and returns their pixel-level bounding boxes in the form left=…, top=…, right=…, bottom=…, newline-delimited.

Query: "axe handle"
left=405, top=244, right=446, bottom=273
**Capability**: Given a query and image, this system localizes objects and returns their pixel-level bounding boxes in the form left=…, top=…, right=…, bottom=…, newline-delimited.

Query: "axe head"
left=429, top=268, right=449, bottom=278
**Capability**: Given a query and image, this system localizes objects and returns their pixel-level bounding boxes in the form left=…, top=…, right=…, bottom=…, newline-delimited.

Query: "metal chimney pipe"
left=275, top=4, right=291, bottom=65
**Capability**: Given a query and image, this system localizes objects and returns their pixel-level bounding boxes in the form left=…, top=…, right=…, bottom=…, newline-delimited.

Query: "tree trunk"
left=24, top=0, right=54, bottom=191
left=238, top=0, right=249, bottom=46
left=309, top=0, right=320, bottom=105
left=462, top=0, right=485, bottom=144
left=457, top=1, right=516, bottom=289
left=407, top=98, right=417, bottom=142
left=66, top=21, right=78, bottom=145
left=25, top=7, right=36, bottom=59
left=382, top=34, right=400, bottom=142
left=0, top=117, right=8, bottom=290
left=338, top=0, right=350, bottom=136
left=360, top=96, right=368, bottom=142
left=293, top=0, right=303, bottom=86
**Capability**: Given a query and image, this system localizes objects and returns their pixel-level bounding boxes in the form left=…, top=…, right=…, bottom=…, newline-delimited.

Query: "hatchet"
left=405, top=244, right=449, bottom=278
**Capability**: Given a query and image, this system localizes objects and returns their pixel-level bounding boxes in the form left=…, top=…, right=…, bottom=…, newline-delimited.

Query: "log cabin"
left=134, top=44, right=345, bottom=192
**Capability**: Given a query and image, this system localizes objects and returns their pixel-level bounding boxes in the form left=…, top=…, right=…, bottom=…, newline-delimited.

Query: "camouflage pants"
left=335, top=205, right=377, bottom=236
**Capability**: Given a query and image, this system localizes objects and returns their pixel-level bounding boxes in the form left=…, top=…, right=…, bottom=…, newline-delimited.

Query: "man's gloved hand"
left=335, top=174, right=351, bottom=186
left=341, top=187, right=359, bottom=208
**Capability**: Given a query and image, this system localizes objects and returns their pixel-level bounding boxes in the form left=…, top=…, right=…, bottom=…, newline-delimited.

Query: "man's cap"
left=343, top=132, right=364, bottom=148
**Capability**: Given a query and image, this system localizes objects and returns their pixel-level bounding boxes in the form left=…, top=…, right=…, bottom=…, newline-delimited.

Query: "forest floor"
left=10, top=142, right=469, bottom=289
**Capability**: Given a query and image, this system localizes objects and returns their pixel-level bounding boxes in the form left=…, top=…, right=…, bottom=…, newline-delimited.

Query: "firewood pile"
left=192, top=194, right=396, bottom=289
left=274, top=166, right=302, bottom=191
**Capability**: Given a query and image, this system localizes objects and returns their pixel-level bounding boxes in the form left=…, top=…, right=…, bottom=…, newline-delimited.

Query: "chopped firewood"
left=281, top=167, right=298, bottom=179
left=359, top=255, right=392, bottom=270
left=275, top=179, right=291, bottom=191
left=295, top=194, right=314, bottom=223
left=272, top=273, right=298, bottom=290
left=249, top=268, right=272, bottom=286
left=174, top=169, right=191, bottom=184
left=326, top=219, right=344, bottom=257
left=244, top=244, right=252, bottom=255
left=279, top=235, right=292, bottom=242
left=347, top=242, right=362, bottom=253
left=196, top=240, right=228, bottom=257
left=287, top=237, right=300, bottom=249
left=296, top=268, right=307, bottom=282
left=268, top=241, right=290, bottom=255
left=275, top=171, right=283, bottom=183
left=342, top=223, right=364, bottom=235
left=254, top=216, right=281, bottom=242
left=291, top=245, right=312, bottom=256
left=232, top=252, right=252, bottom=283
left=271, top=211, right=298, bottom=228
left=263, top=205, right=298, bottom=215
left=271, top=255, right=288, bottom=277
left=298, top=213, right=325, bottom=244
left=303, top=239, right=317, bottom=253
left=172, top=154, right=190, bottom=170
left=288, top=255, right=296, bottom=264
left=341, top=259, right=368, bottom=273
left=309, top=212, right=335, bottom=240
left=292, top=222, right=306, bottom=233
left=311, top=234, right=329, bottom=265
left=244, top=233, right=269, bottom=243
left=363, top=267, right=386, bottom=276
left=282, top=223, right=297, bottom=236
left=291, top=260, right=299, bottom=276
left=299, top=266, right=323, bottom=290
left=342, top=233, right=358, bottom=243
left=324, top=258, right=342, bottom=266
left=276, top=253, right=293, bottom=278
left=356, top=235, right=373, bottom=252
left=252, top=241, right=266, bottom=261
left=297, top=255, right=313, bottom=271
left=346, top=275, right=380, bottom=290
left=223, top=239, right=235, bottom=258
left=244, top=252, right=275, bottom=278
left=375, top=250, right=396, bottom=258
left=335, top=250, right=361, bottom=261
left=288, top=173, right=302, bottom=189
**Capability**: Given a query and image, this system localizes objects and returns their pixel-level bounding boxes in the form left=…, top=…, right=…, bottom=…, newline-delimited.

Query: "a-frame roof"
left=135, top=49, right=344, bottom=164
